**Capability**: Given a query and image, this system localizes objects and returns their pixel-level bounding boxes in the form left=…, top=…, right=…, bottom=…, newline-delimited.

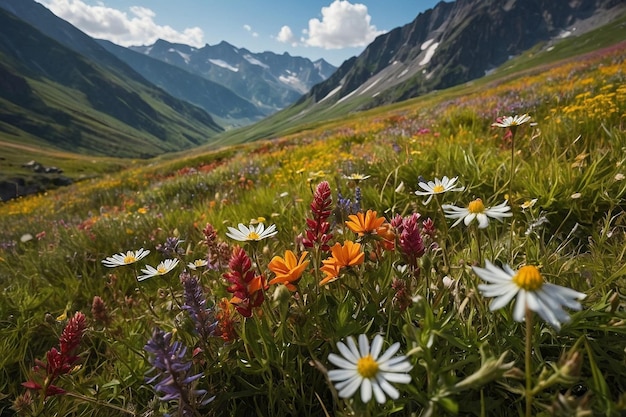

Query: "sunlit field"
left=1, top=42, right=625, bottom=416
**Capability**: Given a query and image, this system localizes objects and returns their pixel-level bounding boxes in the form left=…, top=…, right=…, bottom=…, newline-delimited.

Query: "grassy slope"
left=204, top=11, right=626, bottom=150
left=2, top=12, right=624, bottom=193
left=0, top=20, right=625, bottom=416
left=0, top=14, right=625, bottom=414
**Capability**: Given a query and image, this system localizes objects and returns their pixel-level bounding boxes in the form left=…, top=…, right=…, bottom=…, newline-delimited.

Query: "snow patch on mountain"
left=244, top=54, right=269, bottom=68
left=558, top=29, right=573, bottom=38
left=337, top=88, right=357, bottom=104
left=419, top=41, right=439, bottom=66
left=279, top=72, right=308, bottom=94
left=358, top=78, right=381, bottom=95
left=314, top=61, right=326, bottom=78
left=421, top=39, right=435, bottom=51
left=319, top=85, right=342, bottom=103
left=209, top=59, right=239, bottom=72
left=169, top=48, right=190, bottom=63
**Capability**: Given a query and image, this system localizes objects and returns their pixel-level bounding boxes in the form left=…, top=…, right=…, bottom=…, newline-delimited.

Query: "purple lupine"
left=156, top=237, right=185, bottom=257
left=335, top=191, right=360, bottom=224
left=180, top=271, right=217, bottom=340
left=145, top=328, right=211, bottom=415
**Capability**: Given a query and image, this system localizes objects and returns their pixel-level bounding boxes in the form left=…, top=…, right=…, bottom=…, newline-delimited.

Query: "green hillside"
left=0, top=8, right=222, bottom=159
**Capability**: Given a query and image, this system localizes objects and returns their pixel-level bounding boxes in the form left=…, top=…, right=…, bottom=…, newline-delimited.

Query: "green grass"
left=0, top=35, right=625, bottom=417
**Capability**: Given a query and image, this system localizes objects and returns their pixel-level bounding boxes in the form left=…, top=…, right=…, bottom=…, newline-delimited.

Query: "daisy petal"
left=360, top=378, right=373, bottom=403
left=371, top=380, right=387, bottom=404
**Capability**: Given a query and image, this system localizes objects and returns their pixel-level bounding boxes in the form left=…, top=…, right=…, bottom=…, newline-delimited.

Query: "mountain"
left=0, top=0, right=223, bottom=158
left=299, top=0, right=626, bottom=111
left=206, top=0, right=626, bottom=149
left=130, top=39, right=336, bottom=114
left=97, top=40, right=265, bottom=127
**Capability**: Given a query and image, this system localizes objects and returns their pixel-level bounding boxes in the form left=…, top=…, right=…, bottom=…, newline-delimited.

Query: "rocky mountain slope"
left=98, top=40, right=265, bottom=126
left=130, top=39, right=336, bottom=114
left=300, top=0, right=626, bottom=110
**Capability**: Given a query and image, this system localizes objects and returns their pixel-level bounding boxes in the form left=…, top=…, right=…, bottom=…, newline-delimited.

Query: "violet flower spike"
left=180, top=272, right=217, bottom=340
left=145, top=328, right=212, bottom=414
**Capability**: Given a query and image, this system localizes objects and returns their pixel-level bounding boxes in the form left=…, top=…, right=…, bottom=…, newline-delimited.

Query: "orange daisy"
left=319, top=241, right=365, bottom=286
left=345, top=210, right=386, bottom=236
left=268, top=250, right=310, bottom=291
left=320, top=262, right=343, bottom=286
left=375, top=222, right=395, bottom=251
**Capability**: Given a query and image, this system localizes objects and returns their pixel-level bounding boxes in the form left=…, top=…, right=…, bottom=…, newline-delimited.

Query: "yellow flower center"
left=157, top=265, right=167, bottom=274
left=432, top=184, right=445, bottom=193
left=468, top=199, right=485, bottom=214
left=357, top=354, right=379, bottom=379
left=123, top=254, right=136, bottom=264
left=513, top=265, right=544, bottom=291
left=247, top=231, right=260, bottom=240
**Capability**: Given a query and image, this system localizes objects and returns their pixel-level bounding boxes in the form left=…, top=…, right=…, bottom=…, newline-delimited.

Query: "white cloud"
left=302, top=0, right=385, bottom=49
left=36, top=0, right=205, bottom=47
left=243, top=24, right=259, bottom=38
left=276, top=25, right=298, bottom=46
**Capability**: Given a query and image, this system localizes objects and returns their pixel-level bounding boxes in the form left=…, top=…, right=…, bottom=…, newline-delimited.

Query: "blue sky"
left=36, top=0, right=444, bottom=66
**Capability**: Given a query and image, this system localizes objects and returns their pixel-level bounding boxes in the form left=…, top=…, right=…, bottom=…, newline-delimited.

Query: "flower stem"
left=472, top=224, right=483, bottom=266
left=509, top=129, right=516, bottom=260
left=64, top=392, right=137, bottom=415
left=509, top=130, right=515, bottom=203
left=136, top=286, right=160, bottom=319
left=435, top=195, right=450, bottom=270
left=524, top=308, right=533, bottom=417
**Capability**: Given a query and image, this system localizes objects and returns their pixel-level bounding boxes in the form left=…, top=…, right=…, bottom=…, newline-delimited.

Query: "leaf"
left=584, top=337, right=614, bottom=416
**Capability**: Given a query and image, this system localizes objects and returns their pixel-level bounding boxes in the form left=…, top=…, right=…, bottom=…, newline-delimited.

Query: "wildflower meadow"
left=1, top=43, right=625, bottom=416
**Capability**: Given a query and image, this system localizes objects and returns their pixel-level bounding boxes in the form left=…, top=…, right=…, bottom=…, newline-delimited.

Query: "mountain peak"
left=128, top=39, right=337, bottom=116
left=303, top=0, right=626, bottom=110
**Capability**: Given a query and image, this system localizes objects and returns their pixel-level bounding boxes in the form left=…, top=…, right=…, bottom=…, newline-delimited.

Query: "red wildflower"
left=22, top=312, right=87, bottom=398
left=91, top=295, right=111, bottom=326
left=303, top=181, right=333, bottom=251
left=223, top=246, right=266, bottom=317
left=203, top=222, right=232, bottom=269
left=393, top=213, right=427, bottom=270
left=215, top=298, right=238, bottom=342
left=392, top=277, right=413, bottom=312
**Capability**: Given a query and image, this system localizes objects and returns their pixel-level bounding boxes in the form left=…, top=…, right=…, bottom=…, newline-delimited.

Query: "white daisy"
left=102, top=248, right=150, bottom=268
left=344, top=173, right=371, bottom=183
left=473, top=261, right=586, bottom=331
left=187, top=259, right=208, bottom=270
left=137, top=259, right=180, bottom=281
left=327, top=334, right=413, bottom=404
left=442, top=198, right=512, bottom=228
left=491, top=114, right=531, bottom=129
left=226, top=223, right=278, bottom=242
left=414, top=176, right=464, bottom=204
left=521, top=198, right=538, bottom=210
